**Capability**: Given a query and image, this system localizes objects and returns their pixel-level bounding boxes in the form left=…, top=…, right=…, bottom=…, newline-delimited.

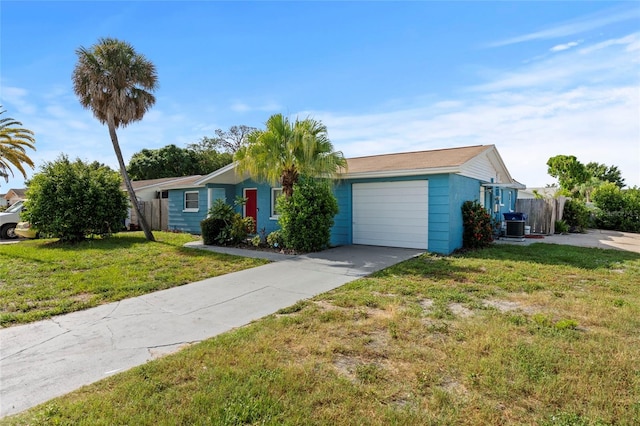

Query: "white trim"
left=183, top=191, right=199, bottom=212
left=339, top=166, right=459, bottom=180
left=270, top=187, right=283, bottom=219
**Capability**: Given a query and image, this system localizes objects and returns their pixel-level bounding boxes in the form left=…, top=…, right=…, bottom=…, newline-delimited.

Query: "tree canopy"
left=190, top=125, right=258, bottom=154
left=235, top=114, right=347, bottom=197
left=546, top=155, right=626, bottom=199
left=72, top=37, right=157, bottom=241
left=23, top=156, right=128, bottom=242
left=0, top=107, right=36, bottom=184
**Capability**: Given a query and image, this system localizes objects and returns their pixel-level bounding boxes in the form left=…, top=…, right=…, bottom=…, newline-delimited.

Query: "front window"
left=184, top=191, right=199, bottom=211
left=271, top=188, right=283, bottom=218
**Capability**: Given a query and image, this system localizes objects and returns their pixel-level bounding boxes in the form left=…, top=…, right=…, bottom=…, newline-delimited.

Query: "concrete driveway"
left=495, top=229, right=640, bottom=254
left=0, top=244, right=423, bottom=418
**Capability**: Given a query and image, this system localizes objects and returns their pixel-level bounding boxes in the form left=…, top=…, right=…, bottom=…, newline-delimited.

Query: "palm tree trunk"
left=107, top=115, right=155, bottom=242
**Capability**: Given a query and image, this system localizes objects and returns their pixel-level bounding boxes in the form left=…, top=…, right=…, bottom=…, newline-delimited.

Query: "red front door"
left=244, top=189, right=258, bottom=229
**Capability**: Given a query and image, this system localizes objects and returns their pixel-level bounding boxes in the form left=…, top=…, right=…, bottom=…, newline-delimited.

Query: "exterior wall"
left=332, top=175, right=434, bottom=249
left=234, top=179, right=281, bottom=236
left=167, top=187, right=208, bottom=233
left=330, top=181, right=352, bottom=246
left=168, top=173, right=517, bottom=254
left=446, top=174, right=484, bottom=253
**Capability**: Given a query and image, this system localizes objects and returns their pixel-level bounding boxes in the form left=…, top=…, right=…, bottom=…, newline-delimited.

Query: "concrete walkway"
left=0, top=245, right=423, bottom=418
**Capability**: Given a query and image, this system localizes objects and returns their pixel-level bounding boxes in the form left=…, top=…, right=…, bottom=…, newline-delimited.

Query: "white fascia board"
left=481, top=182, right=527, bottom=189
left=340, top=167, right=459, bottom=180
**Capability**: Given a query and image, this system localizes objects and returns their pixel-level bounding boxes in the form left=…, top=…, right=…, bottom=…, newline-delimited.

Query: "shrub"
left=200, top=198, right=254, bottom=245
left=200, top=217, right=226, bottom=245
left=562, top=199, right=591, bottom=232
left=461, top=200, right=494, bottom=249
left=266, top=230, right=283, bottom=249
left=555, top=220, right=569, bottom=234
left=23, top=155, right=127, bottom=242
left=592, top=185, right=640, bottom=233
left=277, top=177, right=338, bottom=252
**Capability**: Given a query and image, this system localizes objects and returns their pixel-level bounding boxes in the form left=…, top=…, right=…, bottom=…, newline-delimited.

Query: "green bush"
left=200, top=217, right=226, bottom=245
left=266, top=230, right=283, bottom=249
left=23, top=155, right=127, bottom=242
left=562, top=199, right=591, bottom=233
left=200, top=198, right=254, bottom=245
left=592, top=185, right=640, bottom=233
left=555, top=220, right=569, bottom=234
left=277, top=177, right=338, bottom=252
left=461, top=201, right=494, bottom=249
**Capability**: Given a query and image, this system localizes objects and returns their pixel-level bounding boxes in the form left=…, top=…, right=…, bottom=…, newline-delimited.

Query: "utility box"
left=503, top=212, right=527, bottom=239
left=506, top=220, right=525, bottom=238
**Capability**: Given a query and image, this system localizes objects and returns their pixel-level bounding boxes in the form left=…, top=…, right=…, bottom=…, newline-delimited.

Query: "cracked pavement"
left=0, top=245, right=423, bottom=418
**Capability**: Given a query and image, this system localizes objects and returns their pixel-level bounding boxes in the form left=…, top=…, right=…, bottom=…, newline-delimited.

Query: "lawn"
left=3, top=243, right=640, bottom=425
left=0, top=232, right=268, bottom=326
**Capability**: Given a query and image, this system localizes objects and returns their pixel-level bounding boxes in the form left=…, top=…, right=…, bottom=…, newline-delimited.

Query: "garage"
left=352, top=180, right=428, bottom=249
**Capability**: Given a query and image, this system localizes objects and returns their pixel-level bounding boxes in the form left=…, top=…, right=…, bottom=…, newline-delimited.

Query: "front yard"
left=0, top=232, right=268, bottom=326
left=2, top=241, right=638, bottom=424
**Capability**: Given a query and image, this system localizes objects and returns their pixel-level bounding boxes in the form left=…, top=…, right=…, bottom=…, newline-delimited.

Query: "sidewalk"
left=0, top=245, right=423, bottom=418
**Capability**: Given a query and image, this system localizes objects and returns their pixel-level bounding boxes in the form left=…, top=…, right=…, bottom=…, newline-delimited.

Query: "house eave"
left=482, top=182, right=526, bottom=190
left=340, top=166, right=460, bottom=180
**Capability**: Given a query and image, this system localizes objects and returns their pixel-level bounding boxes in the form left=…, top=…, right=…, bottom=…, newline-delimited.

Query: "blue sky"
left=1, top=1, right=639, bottom=192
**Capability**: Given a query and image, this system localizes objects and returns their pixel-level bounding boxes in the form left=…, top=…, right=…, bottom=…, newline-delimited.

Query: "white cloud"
left=300, top=32, right=640, bottom=189
left=550, top=40, right=582, bottom=52
left=488, top=6, right=639, bottom=47
left=473, top=32, right=638, bottom=93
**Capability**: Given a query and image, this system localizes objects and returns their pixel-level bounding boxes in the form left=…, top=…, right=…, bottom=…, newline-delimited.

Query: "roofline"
left=340, top=166, right=461, bottom=180
left=482, top=182, right=527, bottom=190
left=133, top=175, right=202, bottom=191
left=195, top=162, right=239, bottom=185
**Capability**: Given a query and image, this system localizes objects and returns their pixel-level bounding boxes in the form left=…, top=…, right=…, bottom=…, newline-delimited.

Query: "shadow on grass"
left=465, top=243, right=640, bottom=270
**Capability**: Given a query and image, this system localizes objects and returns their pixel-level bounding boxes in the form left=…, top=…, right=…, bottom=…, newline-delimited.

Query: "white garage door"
left=352, top=180, right=428, bottom=249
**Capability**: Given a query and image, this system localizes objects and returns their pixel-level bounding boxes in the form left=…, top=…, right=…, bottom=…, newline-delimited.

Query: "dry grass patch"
left=3, top=243, right=640, bottom=425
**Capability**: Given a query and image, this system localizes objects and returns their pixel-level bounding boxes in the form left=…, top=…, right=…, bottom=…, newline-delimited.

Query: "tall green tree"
left=184, top=139, right=234, bottom=174
left=546, top=155, right=589, bottom=197
left=72, top=37, right=157, bottom=241
left=127, top=145, right=200, bottom=180
left=585, top=162, right=625, bottom=189
left=0, top=107, right=36, bottom=184
left=235, top=114, right=347, bottom=197
left=191, top=125, right=257, bottom=154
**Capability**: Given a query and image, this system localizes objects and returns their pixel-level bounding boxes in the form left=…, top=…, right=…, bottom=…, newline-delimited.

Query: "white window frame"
left=270, top=187, right=283, bottom=219
left=183, top=191, right=199, bottom=212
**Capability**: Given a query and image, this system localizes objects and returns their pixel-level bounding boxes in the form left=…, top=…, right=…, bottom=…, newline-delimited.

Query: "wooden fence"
left=130, top=199, right=169, bottom=231
left=515, top=197, right=567, bottom=235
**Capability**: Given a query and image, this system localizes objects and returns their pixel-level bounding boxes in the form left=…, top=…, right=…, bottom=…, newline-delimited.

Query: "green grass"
left=0, top=232, right=268, bottom=326
left=3, top=243, right=640, bottom=425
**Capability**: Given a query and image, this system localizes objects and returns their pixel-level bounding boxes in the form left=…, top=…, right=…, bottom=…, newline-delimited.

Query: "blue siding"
left=330, top=181, right=351, bottom=246
left=167, top=187, right=209, bottom=234
left=168, top=172, right=506, bottom=255
left=234, top=179, right=281, bottom=236
left=447, top=174, right=483, bottom=253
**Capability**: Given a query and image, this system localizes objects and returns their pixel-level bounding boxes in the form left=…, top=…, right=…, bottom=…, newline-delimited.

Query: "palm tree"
left=72, top=38, right=157, bottom=241
left=235, top=114, right=347, bottom=197
left=0, top=107, right=36, bottom=184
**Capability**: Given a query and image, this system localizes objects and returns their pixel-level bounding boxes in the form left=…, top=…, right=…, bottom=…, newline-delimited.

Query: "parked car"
left=0, top=201, right=24, bottom=239
left=15, top=221, right=38, bottom=239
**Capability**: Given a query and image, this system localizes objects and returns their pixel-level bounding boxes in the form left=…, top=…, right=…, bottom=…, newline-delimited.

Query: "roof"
left=344, top=145, right=492, bottom=175
left=184, top=144, right=523, bottom=188
left=128, top=176, right=203, bottom=191
left=3, top=188, right=26, bottom=200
